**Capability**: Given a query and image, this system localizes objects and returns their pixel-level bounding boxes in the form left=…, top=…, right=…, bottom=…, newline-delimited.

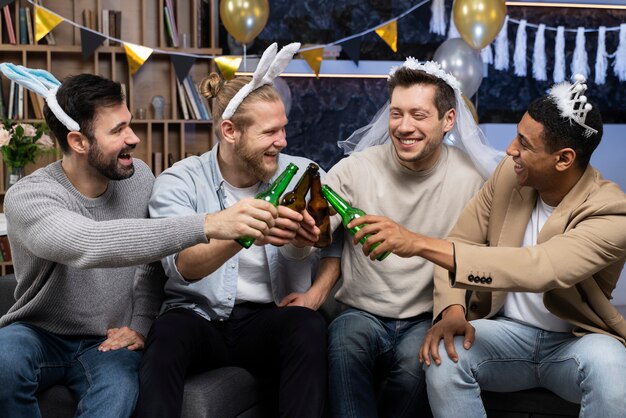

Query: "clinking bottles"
left=307, top=170, right=332, bottom=248
left=321, top=185, right=390, bottom=261
left=280, top=163, right=318, bottom=212
left=236, top=163, right=299, bottom=248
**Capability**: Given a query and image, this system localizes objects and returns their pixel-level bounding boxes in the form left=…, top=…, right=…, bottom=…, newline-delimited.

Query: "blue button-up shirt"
left=149, top=144, right=325, bottom=321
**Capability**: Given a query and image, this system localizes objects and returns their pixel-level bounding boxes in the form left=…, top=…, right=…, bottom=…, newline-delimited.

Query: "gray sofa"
left=0, top=273, right=580, bottom=417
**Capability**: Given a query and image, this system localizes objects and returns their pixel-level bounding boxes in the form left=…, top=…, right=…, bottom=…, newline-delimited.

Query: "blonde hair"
left=199, top=73, right=281, bottom=140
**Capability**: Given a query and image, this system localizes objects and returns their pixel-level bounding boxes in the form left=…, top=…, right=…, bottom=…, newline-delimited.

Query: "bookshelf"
left=0, top=0, right=221, bottom=190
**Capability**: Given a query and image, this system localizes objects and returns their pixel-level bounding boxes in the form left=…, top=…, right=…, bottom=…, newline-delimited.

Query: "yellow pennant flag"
left=124, top=43, right=153, bottom=76
left=375, top=20, right=398, bottom=53
left=300, top=47, right=324, bottom=77
left=215, top=56, right=242, bottom=81
left=35, top=5, right=64, bottom=43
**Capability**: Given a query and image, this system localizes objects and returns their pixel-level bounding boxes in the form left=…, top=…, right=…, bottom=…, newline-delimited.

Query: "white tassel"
left=481, top=45, right=493, bottom=65
left=447, top=10, right=460, bottom=39
left=613, top=23, right=626, bottom=81
left=494, top=16, right=509, bottom=71
left=571, top=27, right=589, bottom=78
left=553, top=26, right=566, bottom=83
left=595, top=26, right=608, bottom=85
left=430, top=0, right=446, bottom=36
left=532, top=23, right=547, bottom=81
left=514, top=19, right=527, bottom=76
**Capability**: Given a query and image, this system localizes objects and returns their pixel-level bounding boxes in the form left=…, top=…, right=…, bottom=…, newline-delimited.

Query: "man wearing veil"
left=282, top=58, right=502, bottom=417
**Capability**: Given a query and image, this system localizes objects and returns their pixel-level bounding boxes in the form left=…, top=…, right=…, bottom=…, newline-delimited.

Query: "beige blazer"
left=434, top=156, right=626, bottom=344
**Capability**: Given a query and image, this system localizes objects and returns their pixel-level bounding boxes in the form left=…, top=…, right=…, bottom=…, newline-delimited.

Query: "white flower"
left=0, top=128, right=10, bottom=147
left=36, top=134, right=54, bottom=150
left=16, top=123, right=37, bottom=137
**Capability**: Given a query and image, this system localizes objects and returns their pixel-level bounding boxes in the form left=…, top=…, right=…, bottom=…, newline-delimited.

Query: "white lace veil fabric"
left=338, top=58, right=504, bottom=180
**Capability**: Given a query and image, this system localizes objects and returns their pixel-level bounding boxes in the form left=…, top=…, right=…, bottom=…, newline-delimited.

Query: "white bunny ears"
left=221, top=42, right=301, bottom=120
left=0, top=63, right=80, bottom=132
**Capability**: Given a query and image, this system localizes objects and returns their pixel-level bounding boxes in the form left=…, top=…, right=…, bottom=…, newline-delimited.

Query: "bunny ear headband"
left=221, top=42, right=301, bottom=120
left=0, top=63, right=80, bottom=132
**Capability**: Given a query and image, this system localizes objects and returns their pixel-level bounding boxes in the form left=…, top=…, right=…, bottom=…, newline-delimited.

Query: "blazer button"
left=486, top=277, right=492, bottom=284
left=480, top=276, right=487, bottom=283
left=468, top=274, right=475, bottom=282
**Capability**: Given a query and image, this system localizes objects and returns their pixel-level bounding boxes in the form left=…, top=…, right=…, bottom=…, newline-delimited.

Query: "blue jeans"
left=328, top=308, right=432, bottom=418
left=0, top=322, right=142, bottom=418
left=425, top=316, right=626, bottom=418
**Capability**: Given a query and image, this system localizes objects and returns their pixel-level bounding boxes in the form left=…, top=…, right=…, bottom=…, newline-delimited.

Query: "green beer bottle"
left=236, top=163, right=299, bottom=248
left=280, top=163, right=318, bottom=212
left=321, top=185, right=390, bottom=261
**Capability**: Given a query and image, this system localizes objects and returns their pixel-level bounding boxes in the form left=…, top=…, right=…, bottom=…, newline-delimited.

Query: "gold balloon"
left=462, top=95, right=479, bottom=123
left=453, top=0, right=506, bottom=50
left=220, top=0, right=270, bottom=44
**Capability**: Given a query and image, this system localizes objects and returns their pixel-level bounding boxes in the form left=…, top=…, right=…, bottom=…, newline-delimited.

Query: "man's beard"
left=87, top=141, right=135, bottom=181
left=235, top=138, right=278, bottom=183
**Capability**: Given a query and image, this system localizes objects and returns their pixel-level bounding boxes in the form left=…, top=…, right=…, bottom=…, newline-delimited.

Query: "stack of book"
left=176, top=76, right=211, bottom=121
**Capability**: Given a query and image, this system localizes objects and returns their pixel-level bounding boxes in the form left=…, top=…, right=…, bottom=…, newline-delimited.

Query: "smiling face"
left=233, top=99, right=288, bottom=183
left=507, top=112, right=559, bottom=191
left=87, top=103, right=139, bottom=180
left=388, top=83, right=455, bottom=172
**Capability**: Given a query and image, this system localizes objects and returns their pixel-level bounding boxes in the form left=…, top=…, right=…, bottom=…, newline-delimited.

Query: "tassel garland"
left=532, top=24, right=547, bottom=81
left=494, top=16, right=509, bottom=71
left=514, top=19, right=527, bottom=76
left=571, top=27, right=589, bottom=78
left=595, top=26, right=608, bottom=85
left=430, top=0, right=446, bottom=36
left=614, top=24, right=626, bottom=81
left=554, top=26, right=566, bottom=83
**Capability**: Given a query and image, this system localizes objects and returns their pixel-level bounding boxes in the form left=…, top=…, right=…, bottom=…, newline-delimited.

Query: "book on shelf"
left=114, top=10, right=121, bottom=44
left=18, top=7, right=27, bottom=44
left=163, top=6, right=178, bottom=47
left=0, top=235, right=12, bottom=263
left=165, top=0, right=180, bottom=46
left=25, top=7, right=34, bottom=45
left=3, top=5, right=16, bottom=45
left=176, top=79, right=190, bottom=120
left=17, top=84, right=24, bottom=120
left=7, top=81, right=15, bottom=119
left=29, top=90, right=44, bottom=119
left=101, top=9, right=109, bottom=45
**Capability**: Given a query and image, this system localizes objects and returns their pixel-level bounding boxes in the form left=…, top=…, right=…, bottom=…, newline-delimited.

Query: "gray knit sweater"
left=0, top=159, right=208, bottom=337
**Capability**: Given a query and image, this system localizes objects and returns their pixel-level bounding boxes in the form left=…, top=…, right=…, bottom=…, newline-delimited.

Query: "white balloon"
left=434, top=38, right=484, bottom=98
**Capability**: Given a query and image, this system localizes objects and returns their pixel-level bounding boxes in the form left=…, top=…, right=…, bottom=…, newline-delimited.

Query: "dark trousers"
left=134, top=304, right=327, bottom=418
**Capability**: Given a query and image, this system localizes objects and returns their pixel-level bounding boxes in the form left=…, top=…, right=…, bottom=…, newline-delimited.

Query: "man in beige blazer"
left=346, top=76, right=626, bottom=417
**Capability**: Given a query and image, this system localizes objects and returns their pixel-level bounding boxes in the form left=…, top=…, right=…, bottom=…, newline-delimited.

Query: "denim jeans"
left=0, top=322, right=142, bottom=418
left=425, top=316, right=626, bottom=418
left=328, top=308, right=432, bottom=418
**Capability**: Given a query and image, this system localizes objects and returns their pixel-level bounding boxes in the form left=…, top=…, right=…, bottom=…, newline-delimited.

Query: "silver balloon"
left=433, top=38, right=484, bottom=98
left=272, top=77, right=292, bottom=117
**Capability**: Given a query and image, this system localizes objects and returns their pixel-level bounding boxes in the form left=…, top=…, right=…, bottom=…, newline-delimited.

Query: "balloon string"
left=243, top=43, right=247, bottom=72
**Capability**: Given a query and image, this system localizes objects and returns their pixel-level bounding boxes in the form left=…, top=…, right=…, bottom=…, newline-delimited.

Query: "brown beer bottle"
left=280, top=163, right=318, bottom=212
left=307, top=171, right=332, bottom=248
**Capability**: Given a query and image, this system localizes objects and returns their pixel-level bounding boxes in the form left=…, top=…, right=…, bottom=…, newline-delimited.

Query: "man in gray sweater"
left=0, top=71, right=278, bottom=418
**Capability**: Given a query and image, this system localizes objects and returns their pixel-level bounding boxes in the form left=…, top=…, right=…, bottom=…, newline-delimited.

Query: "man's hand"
left=203, top=198, right=278, bottom=240
left=278, top=290, right=323, bottom=310
left=419, top=305, right=475, bottom=366
left=255, top=205, right=318, bottom=247
left=98, top=327, right=145, bottom=352
left=348, top=215, right=420, bottom=259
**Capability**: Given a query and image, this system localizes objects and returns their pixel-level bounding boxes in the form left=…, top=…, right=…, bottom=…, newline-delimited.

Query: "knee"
left=281, top=307, right=327, bottom=354
left=328, top=311, right=376, bottom=353
left=424, top=337, right=469, bottom=391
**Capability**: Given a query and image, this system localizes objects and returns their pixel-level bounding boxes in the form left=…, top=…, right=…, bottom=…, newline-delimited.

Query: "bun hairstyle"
left=199, top=72, right=223, bottom=100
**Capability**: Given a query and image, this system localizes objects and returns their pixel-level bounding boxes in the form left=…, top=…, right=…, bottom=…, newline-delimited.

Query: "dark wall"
left=220, top=0, right=626, bottom=170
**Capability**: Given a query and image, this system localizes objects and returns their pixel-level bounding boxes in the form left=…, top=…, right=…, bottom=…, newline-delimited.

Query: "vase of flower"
left=6, top=165, right=24, bottom=189
left=0, top=120, right=54, bottom=190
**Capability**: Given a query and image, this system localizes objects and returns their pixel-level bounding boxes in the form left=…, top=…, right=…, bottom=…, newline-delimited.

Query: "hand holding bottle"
left=204, top=198, right=278, bottom=241
left=348, top=214, right=421, bottom=260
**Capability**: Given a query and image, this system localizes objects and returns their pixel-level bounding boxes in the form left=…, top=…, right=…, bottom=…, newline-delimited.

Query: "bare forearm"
left=414, top=235, right=456, bottom=272
left=176, top=240, right=241, bottom=281
left=308, top=257, right=342, bottom=308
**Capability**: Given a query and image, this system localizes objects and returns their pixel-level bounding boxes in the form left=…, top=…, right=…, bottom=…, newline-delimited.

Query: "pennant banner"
left=80, top=28, right=106, bottom=60
left=375, top=20, right=398, bottom=53
left=124, top=42, right=153, bottom=76
left=35, top=5, right=64, bottom=43
left=341, top=37, right=362, bottom=66
left=214, top=56, right=242, bottom=81
left=171, top=54, right=197, bottom=83
left=300, top=47, right=324, bottom=77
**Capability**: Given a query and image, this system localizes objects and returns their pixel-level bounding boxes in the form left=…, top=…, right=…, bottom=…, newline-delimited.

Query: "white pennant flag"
left=494, top=16, right=509, bottom=71
left=430, top=0, right=446, bottom=36
left=595, top=26, right=608, bottom=85
left=553, top=26, right=566, bottom=83
left=532, top=24, right=547, bottom=81
left=571, top=27, right=589, bottom=78
left=514, top=19, right=527, bottom=76
left=613, top=23, right=626, bottom=81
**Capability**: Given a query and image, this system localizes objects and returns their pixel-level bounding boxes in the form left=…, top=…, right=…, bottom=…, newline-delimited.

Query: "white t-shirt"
left=222, top=180, right=272, bottom=304
left=504, top=197, right=573, bottom=332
